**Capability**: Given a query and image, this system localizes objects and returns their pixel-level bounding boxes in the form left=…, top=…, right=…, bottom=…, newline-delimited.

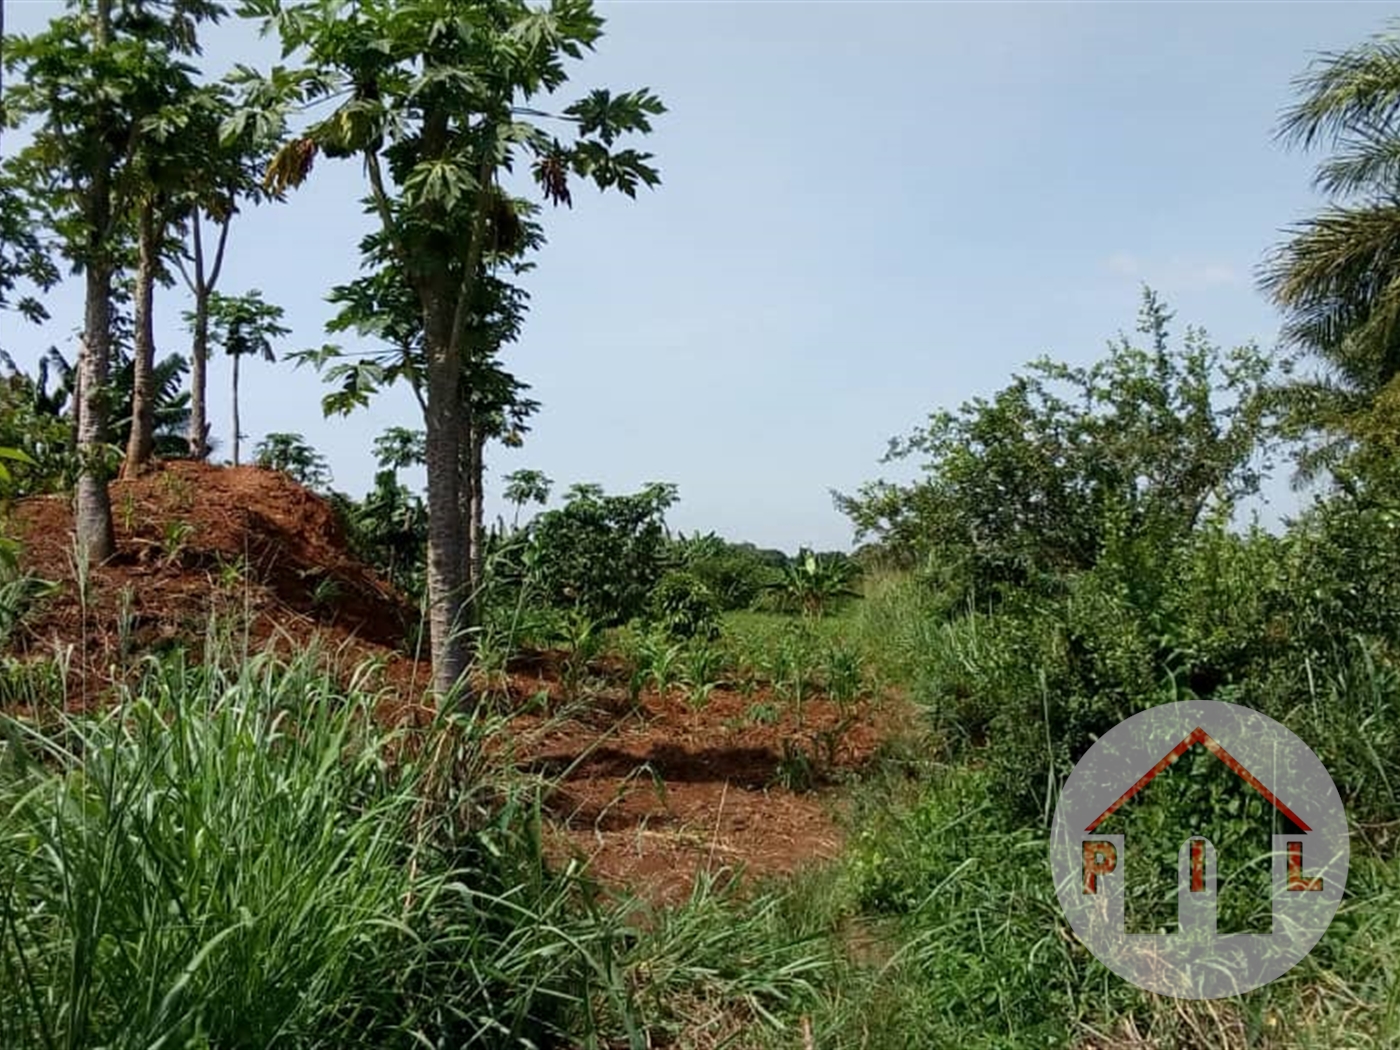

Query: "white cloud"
left=1103, top=253, right=1241, bottom=291
left=1188, top=262, right=1240, bottom=289
left=1105, top=252, right=1140, bottom=276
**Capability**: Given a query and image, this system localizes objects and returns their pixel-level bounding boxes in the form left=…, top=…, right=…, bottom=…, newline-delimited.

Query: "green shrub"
left=527, top=482, right=677, bottom=625
left=672, top=532, right=780, bottom=611
left=648, top=570, right=721, bottom=641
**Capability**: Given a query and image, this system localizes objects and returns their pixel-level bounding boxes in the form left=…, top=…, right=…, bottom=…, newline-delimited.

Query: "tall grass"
left=0, top=645, right=638, bottom=1049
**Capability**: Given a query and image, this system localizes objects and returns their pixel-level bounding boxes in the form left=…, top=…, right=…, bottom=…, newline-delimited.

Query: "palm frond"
left=1278, top=27, right=1400, bottom=152
left=1315, top=118, right=1400, bottom=197
left=1261, top=198, right=1400, bottom=389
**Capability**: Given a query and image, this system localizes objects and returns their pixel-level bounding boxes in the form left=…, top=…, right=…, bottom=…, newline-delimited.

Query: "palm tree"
left=1262, top=23, right=1400, bottom=479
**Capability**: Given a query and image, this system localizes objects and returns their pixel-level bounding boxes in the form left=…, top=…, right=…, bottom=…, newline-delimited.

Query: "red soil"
left=6, top=461, right=903, bottom=903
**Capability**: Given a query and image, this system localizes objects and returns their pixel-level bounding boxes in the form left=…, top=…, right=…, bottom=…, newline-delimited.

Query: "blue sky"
left=5, top=1, right=1397, bottom=551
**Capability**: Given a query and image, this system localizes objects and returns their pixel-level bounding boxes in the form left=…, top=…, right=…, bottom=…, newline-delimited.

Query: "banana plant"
left=769, top=547, right=862, bottom=617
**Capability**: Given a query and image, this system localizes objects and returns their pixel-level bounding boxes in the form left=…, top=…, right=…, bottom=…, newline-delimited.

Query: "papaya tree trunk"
left=186, top=212, right=229, bottom=460
left=123, top=201, right=159, bottom=477
left=468, top=424, right=485, bottom=618
left=423, top=301, right=469, bottom=700
left=74, top=0, right=117, bottom=564
left=464, top=414, right=481, bottom=621
left=76, top=263, right=116, bottom=561
left=230, top=351, right=240, bottom=466
left=457, top=408, right=486, bottom=629
left=189, top=298, right=211, bottom=457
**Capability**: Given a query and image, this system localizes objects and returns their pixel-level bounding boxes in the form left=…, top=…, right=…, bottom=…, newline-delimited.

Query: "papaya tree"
left=4, top=0, right=223, bottom=561
left=122, top=81, right=208, bottom=476
left=171, top=84, right=285, bottom=460
left=299, top=253, right=542, bottom=627
left=198, top=289, right=287, bottom=465
left=503, top=467, right=552, bottom=529
left=238, top=0, right=664, bottom=699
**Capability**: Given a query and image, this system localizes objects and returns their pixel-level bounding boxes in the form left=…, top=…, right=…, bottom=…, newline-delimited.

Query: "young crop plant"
left=213, top=554, right=249, bottom=593
left=746, top=700, right=779, bottom=726
left=774, top=740, right=817, bottom=792
left=158, top=469, right=195, bottom=512
left=823, top=643, right=865, bottom=708
left=637, top=629, right=686, bottom=700
left=469, top=622, right=524, bottom=709
left=119, top=491, right=138, bottom=535
left=682, top=642, right=726, bottom=696
left=310, top=574, right=342, bottom=610
left=558, top=608, right=603, bottom=701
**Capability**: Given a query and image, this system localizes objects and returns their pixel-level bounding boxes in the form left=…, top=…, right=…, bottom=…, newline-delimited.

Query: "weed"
left=118, top=490, right=138, bottom=535
left=0, top=646, right=643, bottom=1048
left=774, top=740, right=816, bottom=792
left=0, top=652, right=67, bottom=709
left=162, top=518, right=194, bottom=564
left=746, top=701, right=779, bottom=726
left=158, top=468, right=195, bottom=511
left=310, top=574, right=342, bottom=609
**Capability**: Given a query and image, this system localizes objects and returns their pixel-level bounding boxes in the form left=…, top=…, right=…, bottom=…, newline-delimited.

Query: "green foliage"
left=252, top=431, right=331, bottom=491
left=371, top=426, right=425, bottom=471
left=203, top=289, right=287, bottom=365
left=0, top=346, right=192, bottom=498
left=527, top=482, right=678, bottom=626
left=557, top=607, right=604, bottom=700
left=237, top=0, right=665, bottom=690
left=0, top=558, right=58, bottom=650
left=647, top=570, right=721, bottom=642
left=0, top=359, right=77, bottom=499
left=110, top=349, right=194, bottom=457
left=821, top=643, right=864, bottom=707
left=335, top=472, right=427, bottom=600
left=502, top=467, right=552, bottom=525
left=0, top=175, right=59, bottom=325
left=766, top=547, right=861, bottom=618
left=837, top=290, right=1277, bottom=600
left=670, top=531, right=781, bottom=611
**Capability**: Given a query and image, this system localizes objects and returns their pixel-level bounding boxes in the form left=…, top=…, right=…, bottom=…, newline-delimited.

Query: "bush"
left=672, top=533, right=780, bottom=611
left=527, top=482, right=677, bottom=625
left=648, top=570, right=721, bottom=641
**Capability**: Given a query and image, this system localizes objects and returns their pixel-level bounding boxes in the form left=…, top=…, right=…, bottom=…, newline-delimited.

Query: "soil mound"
left=9, top=461, right=415, bottom=678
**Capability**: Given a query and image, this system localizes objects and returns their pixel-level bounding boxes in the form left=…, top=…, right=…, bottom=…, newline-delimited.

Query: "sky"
left=5, top=0, right=1399, bottom=552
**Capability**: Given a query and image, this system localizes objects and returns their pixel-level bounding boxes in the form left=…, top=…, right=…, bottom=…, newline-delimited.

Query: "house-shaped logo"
left=1051, top=701, right=1348, bottom=999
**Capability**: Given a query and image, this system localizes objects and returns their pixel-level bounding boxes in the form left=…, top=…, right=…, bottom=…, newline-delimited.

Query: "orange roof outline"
left=1084, top=726, right=1312, bottom=834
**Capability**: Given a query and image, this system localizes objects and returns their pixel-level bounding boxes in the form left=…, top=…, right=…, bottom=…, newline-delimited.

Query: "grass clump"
left=0, top=646, right=636, bottom=1049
